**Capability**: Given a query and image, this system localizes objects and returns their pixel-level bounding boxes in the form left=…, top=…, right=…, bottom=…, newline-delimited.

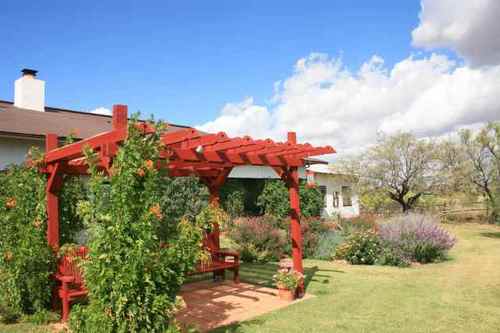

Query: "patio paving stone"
left=176, top=280, right=313, bottom=332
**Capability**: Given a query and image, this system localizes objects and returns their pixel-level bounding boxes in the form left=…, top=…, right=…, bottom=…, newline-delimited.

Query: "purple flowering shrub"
left=378, top=214, right=456, bottom=263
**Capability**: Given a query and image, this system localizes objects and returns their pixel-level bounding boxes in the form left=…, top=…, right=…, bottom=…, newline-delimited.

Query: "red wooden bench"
left=188, top=230, right=240, bottom=283
left=191, top=248, right=240, bottom=283
left=54, top=246, right=88, bottom=321
left=53, top=233, right=239, bottom=321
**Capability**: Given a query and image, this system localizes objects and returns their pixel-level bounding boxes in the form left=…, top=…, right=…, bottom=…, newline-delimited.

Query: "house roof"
left=0, top=100, right=192, bottom=140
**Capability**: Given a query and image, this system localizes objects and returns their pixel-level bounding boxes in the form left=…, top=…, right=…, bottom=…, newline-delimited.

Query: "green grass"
left=2, top=223, right=500, bottom=332
left=214, top=223, right=500, bottom=332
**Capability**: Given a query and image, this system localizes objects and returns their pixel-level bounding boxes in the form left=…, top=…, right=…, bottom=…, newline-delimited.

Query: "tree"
left=364, top=133, right=435, bottom=213
left=460, top=122, right=500, bottom=223
left=159, top=176, right=209, bottom=223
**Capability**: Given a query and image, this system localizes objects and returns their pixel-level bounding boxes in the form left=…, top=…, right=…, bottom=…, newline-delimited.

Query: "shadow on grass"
left=182, top=261, right=343, bottom=332
left=480, top=231, right=500, bottom=239
left=209, top=317, right=266, bottom=333
left=239, top=262, right=343, bottom=290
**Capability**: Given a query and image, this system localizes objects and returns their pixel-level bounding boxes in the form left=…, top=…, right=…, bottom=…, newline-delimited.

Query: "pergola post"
left=207, top=185, right=222, bottom=250
left=46, top=134, right=63, bottom=250
left=201, top=167, right=232, bottom=250
left=286, top=132, right=304, bottom=296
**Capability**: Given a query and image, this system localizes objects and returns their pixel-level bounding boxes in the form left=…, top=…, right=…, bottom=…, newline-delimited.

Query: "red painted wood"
left=45, top=133, right=59, bottom=152
left=47, top=190, right=60, bottom=249
left=41, top=106, right=334, bottom=261
left=55, top=246, right=88, bottom=321
left=37, top=105, right=339, bottom=302
left=161, top=128, right=201, bottom=145
left=46, top=162, right=62, bottom=250
left=45, top=128, right=128, bottom=163
left=112, top=105, right=128, bottom=130
left=286, top=132, right=304, bottom=296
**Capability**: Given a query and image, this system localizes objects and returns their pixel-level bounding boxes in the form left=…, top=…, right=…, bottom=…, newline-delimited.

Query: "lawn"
left=215, top=223, right=500, bottom=332
left=2, top=223, right=500, bottom=333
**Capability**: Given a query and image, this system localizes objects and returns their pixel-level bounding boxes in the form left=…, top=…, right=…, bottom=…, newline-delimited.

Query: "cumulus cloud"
left=412, top=0, right=500, bottom=66
left=197, top=53, right=500, bottom=156
left=89, top=107, right=112, bottom=115
left=197, top=97, right=274, bottom=138
left=197, top=1, right=500, bottom=157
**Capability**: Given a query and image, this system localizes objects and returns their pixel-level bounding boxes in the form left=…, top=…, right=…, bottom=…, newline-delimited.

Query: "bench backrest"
left=58, top=246, right=88, bottom=285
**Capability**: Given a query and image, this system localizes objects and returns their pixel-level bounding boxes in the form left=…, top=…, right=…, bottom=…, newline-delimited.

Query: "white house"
left=0, top=69, right=359, bottom=218
left=306, top=164, right=360, bottom=218
left=227, top=162, right=360, bottom=218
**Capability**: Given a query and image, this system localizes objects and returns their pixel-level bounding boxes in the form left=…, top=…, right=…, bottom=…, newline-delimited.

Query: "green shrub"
left=300, top=217, right=332, bottom=258
left=257, top=181, right=289, bottom=218
left=70, top=119, right=205, bottom=333
left=338, top=214, right=378, bottom=236
left=160, top=176, right=209, bottom=223
left=256, top=180, right=324, bottom=218
left=60, top=175, right=87, bottom=245
left=22, top=309, right=60, bottom=325
left=335, top=230, right=382, bottom=265
left=300, top=186, right=324, bottom=217
left=223, top=190, right=245, bottom=218
left=376, top=245, right=411, bottom=267
left=312, top=231, right=345, bottom=260
left=0, top=302, right=20, bottom=324
left=0, top=164, right=55, bottom=322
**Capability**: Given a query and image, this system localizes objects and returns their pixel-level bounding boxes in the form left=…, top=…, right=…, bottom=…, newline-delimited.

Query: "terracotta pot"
left=278, top=288, right=295, bottom=302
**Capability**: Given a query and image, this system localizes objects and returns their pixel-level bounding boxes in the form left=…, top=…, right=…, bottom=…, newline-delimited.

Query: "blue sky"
left=0, top=1, right=421, bottom=126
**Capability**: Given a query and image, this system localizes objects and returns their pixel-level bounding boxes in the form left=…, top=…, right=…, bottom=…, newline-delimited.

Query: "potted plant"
left=273, top=269, right=303, bottom=301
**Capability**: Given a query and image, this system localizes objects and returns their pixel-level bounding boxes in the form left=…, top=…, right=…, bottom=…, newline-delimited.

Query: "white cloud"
left=196, top=1, right=500, bottom=158
left=196, top=53, right=500, bottom=157
left=197, top=97, right=274, bottom=138
left=412, top=0, right=500, bottom=66
left=89, top=107, right=112, bottom=115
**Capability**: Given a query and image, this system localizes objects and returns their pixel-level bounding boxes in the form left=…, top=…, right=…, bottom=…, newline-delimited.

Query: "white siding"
left=229, top=165, right=307, bottom=179
left=0, top=136, right=43, bottom=169
left=314, top=173, right=360, bottom=218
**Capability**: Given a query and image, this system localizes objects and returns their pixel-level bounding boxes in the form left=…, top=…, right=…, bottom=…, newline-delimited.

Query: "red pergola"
left=42, top=104, right=335, bottom=293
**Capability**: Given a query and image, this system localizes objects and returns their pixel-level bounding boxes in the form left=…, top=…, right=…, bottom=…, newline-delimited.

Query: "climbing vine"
left=70, top=118, right=206, bottom=332
left=59, top=175, right=87, bottom=245
left=0, top=163, right=55, bottom=323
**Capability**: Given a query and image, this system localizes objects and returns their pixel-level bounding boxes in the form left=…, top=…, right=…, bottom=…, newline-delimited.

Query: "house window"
left=342, top=186, right=353, bottom=207
left=332, top=191, right=339, bottom=208
left=318, top=185, right=327, bottom=207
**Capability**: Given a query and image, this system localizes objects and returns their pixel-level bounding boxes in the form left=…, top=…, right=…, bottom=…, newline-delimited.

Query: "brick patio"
left=176, top=280, right=313, bottom=332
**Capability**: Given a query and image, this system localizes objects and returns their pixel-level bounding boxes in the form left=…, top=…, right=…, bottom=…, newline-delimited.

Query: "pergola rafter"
left=41, top=104, right=336, bottom=296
